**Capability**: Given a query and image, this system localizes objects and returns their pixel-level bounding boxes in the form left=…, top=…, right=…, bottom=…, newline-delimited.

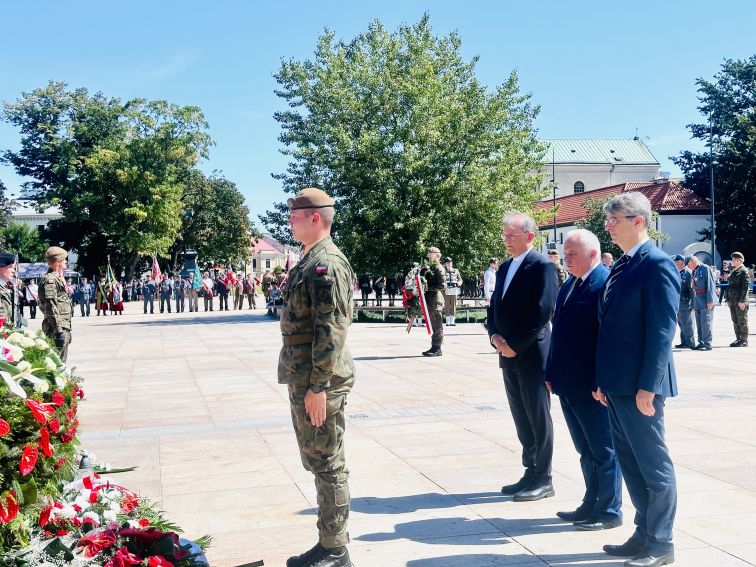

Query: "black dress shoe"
left=513, top=483, right=554, bottom=502
left=556, top=507, right=591, bottom=522
left=730, top=339, right=742, bottom=347
left=311, top=546, right=352, bottom=567
left=501, top=477, right=530, bottom=495
left=624, top=551, right=675, bottom=567
left=422, top=347, right=442, bottom=357
left=574, top=517, right=622, bottom=531
left=604, top=539, right=646, bottom=557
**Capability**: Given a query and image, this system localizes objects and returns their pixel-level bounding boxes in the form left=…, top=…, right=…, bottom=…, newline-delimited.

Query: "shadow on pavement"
left=406, top=551, right=621, bottom=566
left=354, top=355, right=424, bottom=361
left=101, top=313, right=272, bottom=326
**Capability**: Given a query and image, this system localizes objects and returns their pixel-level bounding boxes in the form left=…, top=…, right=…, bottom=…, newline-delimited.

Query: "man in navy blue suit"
left=595, top=193, right=679, bottom=567
left=488, top=211, right=558, bottom=502
left=545, top=229, right=622, bottom=531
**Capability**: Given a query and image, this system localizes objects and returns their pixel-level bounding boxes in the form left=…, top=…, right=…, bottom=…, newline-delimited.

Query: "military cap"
left=732, top=251, right=745, bottom=260
left=427, top=246, right=440, bottom=254
left=0, top=252, right=14, bottom=267
left=671, top=254, right=685, bottom=262
left=45, top=246, right=68, bottom=261
left=547, top=249, right=559, bottom=256
left=287, top=187, right=335, bottom=210
left=684, top=255, right=694, bottom=264
left=443, top=257, right=452, bottom=263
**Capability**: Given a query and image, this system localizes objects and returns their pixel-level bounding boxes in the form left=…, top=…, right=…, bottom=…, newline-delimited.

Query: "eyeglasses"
left=604, top=215, right=637, bottom=226
left=502, top=232, right=527, bottom=240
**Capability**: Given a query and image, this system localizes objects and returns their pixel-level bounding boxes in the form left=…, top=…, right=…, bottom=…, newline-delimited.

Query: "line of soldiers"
left=673, top=251, right=750, bottom=349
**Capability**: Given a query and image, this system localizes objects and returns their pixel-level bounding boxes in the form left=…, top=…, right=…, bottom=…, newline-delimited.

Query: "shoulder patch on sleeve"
left=315, top=264, right=328, bottom=275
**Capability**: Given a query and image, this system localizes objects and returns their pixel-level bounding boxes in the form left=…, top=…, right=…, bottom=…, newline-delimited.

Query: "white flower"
left=58, top=504, right=77, bottom=519
left=54, top=375, right=66, bottom=389
left=35, top=339, right=49, bottom=350
left=19, top=336, right=35, bottom=349
left=44, top=357, right=57, bottom=371
left=75, top=493, right=92, bottom=509
left=16, top=361, right=32, bottom=373
left=33, top=381, right=49, bottom=394
left=102, top=509, right=118, bottom=523
left=6, top=333, right=23, bottom=345
left=1, top=371, right=26, bottom=398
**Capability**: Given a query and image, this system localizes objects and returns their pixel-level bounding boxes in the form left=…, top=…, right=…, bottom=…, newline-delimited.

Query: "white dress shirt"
left=483, top=267, right=497, bottom=303
left=501, top=247, right=533, bottom=298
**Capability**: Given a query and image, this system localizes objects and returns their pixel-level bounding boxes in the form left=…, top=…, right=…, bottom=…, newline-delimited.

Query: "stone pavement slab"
left=29, top=300, right=755, bottom=566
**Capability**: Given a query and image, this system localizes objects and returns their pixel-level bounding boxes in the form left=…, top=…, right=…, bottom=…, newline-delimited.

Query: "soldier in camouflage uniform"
left=727, top=252, right=750, bottom=347
left=422, top=246, right=446, bottom=357
left=0, top=252, right=17, bottom=327
left=38, top=247, right=73, bottom=361
left=280, top=188, right=355, bottom=567
left=547, top=249, right=569, bottom=287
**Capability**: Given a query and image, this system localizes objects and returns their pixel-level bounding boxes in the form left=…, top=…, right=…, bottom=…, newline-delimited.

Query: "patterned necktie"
left=603, top=254, right=630, bottom=303
left=565, top=277, right=583, bottom=303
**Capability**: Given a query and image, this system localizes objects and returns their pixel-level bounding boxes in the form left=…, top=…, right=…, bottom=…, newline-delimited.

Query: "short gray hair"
left=602, top=192, right=652, bottom=227
left=565, top=229, right=601, bottom=254
left=503, top=211, right=536, bottom=233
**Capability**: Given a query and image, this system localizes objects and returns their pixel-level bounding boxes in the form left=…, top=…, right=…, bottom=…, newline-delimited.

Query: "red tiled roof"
left=252, top=235, right=286, bottom=253
left=536, top=180, right=709, bottom=227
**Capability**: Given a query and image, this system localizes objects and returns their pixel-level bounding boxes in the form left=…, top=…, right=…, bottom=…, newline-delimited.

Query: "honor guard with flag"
left=280, top=188, right=356, bottom=567
left=421, top=246, right=446, bottom=356
left=38, top=246, right=73, bottom=361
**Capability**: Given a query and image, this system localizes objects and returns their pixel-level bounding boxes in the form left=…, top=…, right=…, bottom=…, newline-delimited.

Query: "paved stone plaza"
left=30, top=301, right=755, bottom=566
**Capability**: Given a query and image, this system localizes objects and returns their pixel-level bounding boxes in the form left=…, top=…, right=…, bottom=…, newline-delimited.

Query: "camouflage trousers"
left=42, top=322, right=71, bottom=362
left=728, top=302, right=749, bottom=342
left=288, top=383, right=351, bottom=548
left=426, top=291, right=444, bottom=348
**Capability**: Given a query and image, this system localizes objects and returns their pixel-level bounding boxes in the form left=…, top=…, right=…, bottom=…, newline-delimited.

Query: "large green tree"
left=261, top=15, right=547, bottom=274
left=672, top=56, right=756, bottom=262
left=167, top=169, right=256, bottom=271
left=0, top=180, right=12, bottom=228
left=1, top=81, right=213, bottom=277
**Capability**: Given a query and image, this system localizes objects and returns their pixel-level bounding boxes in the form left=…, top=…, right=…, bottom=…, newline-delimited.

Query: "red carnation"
left=120, top=494, right=139, bottom=514
left=38, top=427, right=54, bottom=457
left=56, top=528, right=68, bottom=536
left=25, top=399, right=54, bottom=424
left=0, top=491, right=19, bottom=524
left=51, top=391, right=65, bottom=407
left=0, top=418, right=10, bottom=436
left=20, top=445, right=39, bottom=475
left=54, top=457, right=66, bottom=469
left=59, top=430, right=75, bottom=443
left=148, top=556, right=174, bottom=567
left=48, top=417, right=60, bottom=433
left=77, top=530, right=117, bottom=558
left=138, top=518, right=150, bottom=528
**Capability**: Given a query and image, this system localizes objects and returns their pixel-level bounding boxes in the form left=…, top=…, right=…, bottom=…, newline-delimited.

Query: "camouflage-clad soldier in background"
left=0, top=252, right=17, bottom=327
left=38, top=247, right=73, bottom=361
left=279, top=188, right=356, bottom=567
left=547, top=249, right=569, bottom=287
left=727, top=252, right=750, bottom=347
left=422, top=246, right=446, bottom=357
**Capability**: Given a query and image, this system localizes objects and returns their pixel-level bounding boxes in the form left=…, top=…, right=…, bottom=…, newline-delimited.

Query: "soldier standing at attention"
left=672, top=255, right=696, bottom=349
left=727, top=252, right=750, bottom=347
left=443, top=257, right=463, bottom=326
left=0, top=252, right=17, bottom=326
left=687, top=255, right=716, bottom=350
left=422, top=247, right=446, bottom=356
left=548, top=249, right=569, bottom=287
left=280, top=188, right=356, bottom=567
left=38, top=247, right=72, bottom=361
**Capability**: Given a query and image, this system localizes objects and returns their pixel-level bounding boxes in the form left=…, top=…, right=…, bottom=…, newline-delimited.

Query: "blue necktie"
left=603, top=255, right=630, bottom=303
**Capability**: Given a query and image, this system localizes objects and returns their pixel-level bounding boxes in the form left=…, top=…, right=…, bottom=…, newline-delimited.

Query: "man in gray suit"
left=687, top=255, right=716, bottom=350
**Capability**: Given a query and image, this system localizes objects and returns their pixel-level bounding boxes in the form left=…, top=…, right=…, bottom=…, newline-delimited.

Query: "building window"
left=559, top=233, right=563, bottom=244
left=265, top=259, right=271, bottom=269
left=574, top=181, right=585, bottom=193
left=252, top=258, right=257, bottom=270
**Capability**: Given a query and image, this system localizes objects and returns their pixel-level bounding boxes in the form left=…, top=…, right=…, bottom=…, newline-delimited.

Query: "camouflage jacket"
left=278, top=236, right=356, bottom=389
left=727, top=265, right=751, bottom=304
left=423, top=261, right=446, bottom=293
left=0, top=281, right=14, bottom=327
left=38, top=270, right=72, bottom=332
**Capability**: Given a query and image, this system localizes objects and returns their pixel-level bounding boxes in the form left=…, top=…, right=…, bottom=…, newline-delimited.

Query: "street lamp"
left=552, top=147, right=557, bottom=242
left=709, top=115, right=716, bottom=267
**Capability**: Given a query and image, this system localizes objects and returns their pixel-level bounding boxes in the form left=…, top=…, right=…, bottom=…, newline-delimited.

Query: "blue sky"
left=1, top=1, right=754, bottom=226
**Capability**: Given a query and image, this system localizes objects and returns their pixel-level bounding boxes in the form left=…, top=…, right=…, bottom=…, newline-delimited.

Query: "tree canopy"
left=672, top=56, right=756, bottom=262
left=2, top=82, right=254, bottom=277
left=261, top=15, right=548, bottom=274
left=0, top=222, right=49, bottom=262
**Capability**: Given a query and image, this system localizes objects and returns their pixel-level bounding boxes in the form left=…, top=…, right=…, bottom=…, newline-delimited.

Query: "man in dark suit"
left=595, top=192, right=679, bottom=567
left=488, top=211, right=558, bottom=501
left=545, top=229, right=622, bottom=531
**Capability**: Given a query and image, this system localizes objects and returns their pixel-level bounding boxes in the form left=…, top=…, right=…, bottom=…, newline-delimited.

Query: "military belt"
left=282, top=333, right=314, bottom=346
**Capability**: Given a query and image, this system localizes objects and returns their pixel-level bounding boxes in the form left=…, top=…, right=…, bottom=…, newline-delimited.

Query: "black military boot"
left=422, top=346, right=442, bottom=357
left=287, top=542, right=325, bottom=567
left=310, top=546, right=352, bottom=566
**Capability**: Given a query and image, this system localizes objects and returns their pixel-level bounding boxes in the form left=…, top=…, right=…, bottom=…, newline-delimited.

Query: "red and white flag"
left=151, top=256, right=162, bottom=282
left=415, top=274, right=433, bottom=335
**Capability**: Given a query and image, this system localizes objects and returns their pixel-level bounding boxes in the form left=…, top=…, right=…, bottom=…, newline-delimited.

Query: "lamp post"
left=552, top=147, right=557, bottom=242
left=709, top=115, right=716, bottom=267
